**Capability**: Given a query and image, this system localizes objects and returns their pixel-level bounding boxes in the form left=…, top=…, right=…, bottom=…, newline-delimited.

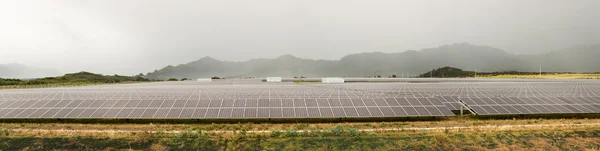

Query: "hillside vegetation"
left=418, top=67, right=474, bottom=78
left=0, top=72, right=150, bottom=86
left=145, top=43, right=600, bottom=80
left=416, top=67, right=600, bottom=79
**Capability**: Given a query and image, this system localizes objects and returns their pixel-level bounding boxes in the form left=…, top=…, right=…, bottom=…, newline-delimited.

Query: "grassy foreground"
left=0, top=117, right=599, bottom=132
left=1, top=117, right=600, bottom=150
left=1, top=126, right=599, bottom=150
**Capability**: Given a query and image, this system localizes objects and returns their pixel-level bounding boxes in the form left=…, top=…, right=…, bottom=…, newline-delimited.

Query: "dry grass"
left=2, top=117, right=600, bottom=139
left=2, top=117, right=600, bottom=132
left=479, top=73, right=600, bottom=79
left=2, top=122, right=600, bottom=150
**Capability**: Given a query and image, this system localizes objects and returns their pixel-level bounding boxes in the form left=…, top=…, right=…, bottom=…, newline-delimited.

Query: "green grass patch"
left=2, top=129, right=600, bottom=150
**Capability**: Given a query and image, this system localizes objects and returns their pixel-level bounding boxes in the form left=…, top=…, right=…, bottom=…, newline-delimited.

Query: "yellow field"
left=478, top=73, right=600, bottom=79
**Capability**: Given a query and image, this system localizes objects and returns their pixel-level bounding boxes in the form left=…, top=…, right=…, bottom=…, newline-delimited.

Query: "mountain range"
left=137, top=43, right=599, bottom=79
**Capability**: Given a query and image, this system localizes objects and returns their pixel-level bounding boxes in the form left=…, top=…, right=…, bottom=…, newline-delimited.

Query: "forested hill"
left=0, top=72, right=150, bottom=86
left=418, top=67, right=475, bottom=78
left=145, top=43, right=600, bottom=80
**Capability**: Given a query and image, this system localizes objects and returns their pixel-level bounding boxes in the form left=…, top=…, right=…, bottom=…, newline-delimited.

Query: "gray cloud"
left=1, top=0, right=599, bottom=76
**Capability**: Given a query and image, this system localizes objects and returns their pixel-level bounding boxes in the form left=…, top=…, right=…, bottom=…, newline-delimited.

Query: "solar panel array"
left=436, top=96, right=463, bottom=110
left=1, top=79, right=600, bottom=118
left=0, top=81, right=455, bottom=119
left=0, top=97, right=453, bottom=118
left=310, top=81, right=600, bottom=115
left=460, top=97, right=600, bottom=115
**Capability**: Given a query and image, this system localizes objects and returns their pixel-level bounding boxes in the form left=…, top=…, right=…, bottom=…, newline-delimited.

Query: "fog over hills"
left=142, top=43, right=600, bottom=80
left=0, top=63, right=62, bottom=79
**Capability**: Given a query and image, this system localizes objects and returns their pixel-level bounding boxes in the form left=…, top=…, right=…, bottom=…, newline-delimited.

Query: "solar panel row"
left=460, top=97, right=600, bottom=115
left=0, top=97, right=448, bottom=108
left=2, top=82, right=599, bottom=99
left=0, top=97, right=454, bottom=118
left=0, top=106, right=453, bottom=119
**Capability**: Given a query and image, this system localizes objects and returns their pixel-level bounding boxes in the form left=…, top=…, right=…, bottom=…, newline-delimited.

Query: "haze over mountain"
left=0, top=63, right=61, bottom=79
left=145, top=43, right=600, bottom=79
left=3, top=1, right=600, bottom=76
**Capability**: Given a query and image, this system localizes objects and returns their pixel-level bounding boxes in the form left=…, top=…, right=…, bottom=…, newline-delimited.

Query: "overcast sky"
left=1, top=0, right=599, bottom=75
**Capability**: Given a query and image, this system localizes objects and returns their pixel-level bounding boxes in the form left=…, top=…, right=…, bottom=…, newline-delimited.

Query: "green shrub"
left=270, top=130, right=281, bottom=137
left=0, top=78, right=23, bottom=85
left=309, top=128, right=319, bottom=137
left=301, top=130, right=309, bottom=137
left=574, top=130, right=587, bottom=137
left=348, top=128, right=360, bottom=137
left=178, top=131, right=190, bottom=138
left=284, top=127, right=298, bottom=138
left=240, top=129, right=247, bottom=137
left=591, top=130, right=600, bottom=137
left=330, top=126, right=344, bottom=136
